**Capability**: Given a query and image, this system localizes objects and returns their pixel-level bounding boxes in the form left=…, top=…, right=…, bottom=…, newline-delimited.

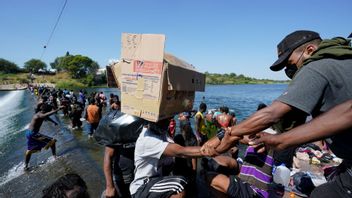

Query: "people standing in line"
left=195, top=102, right=207, bottom=145
left=25, top=103, right=63, bottom=170
left=202, top=30, right=352, bottom=198
left=85, top=98, right=101, bottom=138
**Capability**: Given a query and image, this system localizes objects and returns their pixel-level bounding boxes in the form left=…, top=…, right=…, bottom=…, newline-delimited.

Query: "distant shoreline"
left=0, top=83, right=56, bottom=91
left=0, top=83, right=27, bottom=91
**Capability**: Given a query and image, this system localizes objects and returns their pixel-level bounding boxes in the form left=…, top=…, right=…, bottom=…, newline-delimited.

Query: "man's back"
left=86, top=104, right=100, bottom=123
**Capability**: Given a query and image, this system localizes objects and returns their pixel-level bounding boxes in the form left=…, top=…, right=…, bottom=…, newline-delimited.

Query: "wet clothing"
left=25, top=129, right=55, bottom=151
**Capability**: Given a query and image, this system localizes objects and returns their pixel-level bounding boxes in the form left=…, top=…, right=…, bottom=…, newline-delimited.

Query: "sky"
left=0, top=0, right=351, bottom=80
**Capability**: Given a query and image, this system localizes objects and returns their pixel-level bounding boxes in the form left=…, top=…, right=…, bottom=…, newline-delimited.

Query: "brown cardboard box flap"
left=164, top=53, right=205, bottom=92
left=121, top=33, right=165, bottom=62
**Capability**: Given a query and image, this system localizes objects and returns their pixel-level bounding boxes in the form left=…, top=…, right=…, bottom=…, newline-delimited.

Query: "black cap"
left=348, top=32, right=352, bottom=38
left=270, top=30, right=321, bottom=71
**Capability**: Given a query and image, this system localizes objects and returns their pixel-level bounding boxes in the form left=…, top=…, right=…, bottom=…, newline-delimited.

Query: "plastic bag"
left=94, top=110, right=145, bottom=146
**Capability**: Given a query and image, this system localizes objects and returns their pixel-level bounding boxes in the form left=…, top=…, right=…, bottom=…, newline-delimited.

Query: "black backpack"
left=94, top=110, right=145, bottom=146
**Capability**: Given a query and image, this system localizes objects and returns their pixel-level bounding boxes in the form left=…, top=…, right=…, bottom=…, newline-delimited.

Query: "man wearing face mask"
left=202, top=30, right=352, bottom=197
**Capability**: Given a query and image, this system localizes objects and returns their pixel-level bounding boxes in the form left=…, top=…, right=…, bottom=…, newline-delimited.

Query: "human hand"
left=104, top=186, right=117, bottom=198
left=201, top=137, right=221, bottom=157
left=248, top=132, right=281, bottom=153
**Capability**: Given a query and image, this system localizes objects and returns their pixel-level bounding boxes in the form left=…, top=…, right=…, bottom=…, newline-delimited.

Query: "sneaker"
left=88, top=134, right=93, bottom=139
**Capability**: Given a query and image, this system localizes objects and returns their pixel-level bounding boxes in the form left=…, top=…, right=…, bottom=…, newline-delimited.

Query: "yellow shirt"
left=195, top=111, right=207, bottom=135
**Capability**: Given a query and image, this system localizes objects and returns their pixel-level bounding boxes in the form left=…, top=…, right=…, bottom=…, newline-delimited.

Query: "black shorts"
left=132, top=176, right=187, bottom=198
left=227, top=175, right=262, bottom=198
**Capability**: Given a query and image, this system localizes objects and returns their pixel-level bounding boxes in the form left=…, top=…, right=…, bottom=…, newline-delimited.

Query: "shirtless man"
left=25, top=103, right=63, bottom=170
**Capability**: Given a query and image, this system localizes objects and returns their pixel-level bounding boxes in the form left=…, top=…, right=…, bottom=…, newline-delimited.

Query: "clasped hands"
left=200, top=127, right=280, bottom=156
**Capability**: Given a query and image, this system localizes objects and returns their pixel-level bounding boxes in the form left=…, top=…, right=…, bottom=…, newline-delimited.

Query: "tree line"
left=0, top=52, right=101, bottom=86
left=205, top=72, right=288, bottom=84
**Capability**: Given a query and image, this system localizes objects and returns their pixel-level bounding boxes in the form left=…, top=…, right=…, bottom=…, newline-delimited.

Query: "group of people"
left=24, top=88, right=118, bottom=169
left=33, top=30, right=352, bottom=198
left=195, top=103, right=237, bottom=145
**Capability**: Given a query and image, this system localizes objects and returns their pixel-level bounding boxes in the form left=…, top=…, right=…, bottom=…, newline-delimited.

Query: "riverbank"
left=0, top=84, right=28, bottom=91
left=0, top=83, right=57, bottom=91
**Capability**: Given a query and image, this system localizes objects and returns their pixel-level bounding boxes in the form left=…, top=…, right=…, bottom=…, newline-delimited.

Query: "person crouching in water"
left=25, top=103, right=63, bottom=170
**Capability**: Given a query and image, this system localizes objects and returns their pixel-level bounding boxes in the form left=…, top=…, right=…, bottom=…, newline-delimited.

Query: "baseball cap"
left=270, top=30, right=321, bottom=71
left=348, top=32, right=352, bottom=38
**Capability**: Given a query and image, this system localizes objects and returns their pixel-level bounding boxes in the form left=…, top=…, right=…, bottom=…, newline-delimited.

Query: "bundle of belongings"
left=94, top=110, right=145, bottom=146
left=281, top=143, right=343, bottom=197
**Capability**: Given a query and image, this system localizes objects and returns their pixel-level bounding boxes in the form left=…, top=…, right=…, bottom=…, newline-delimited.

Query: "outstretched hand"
left=248, top=132, right=281, bottom=153
left=201, top=136, right=221, bottom=157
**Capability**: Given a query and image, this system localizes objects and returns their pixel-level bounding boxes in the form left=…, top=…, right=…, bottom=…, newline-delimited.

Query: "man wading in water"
left=24, top=102, right=63, bottom=171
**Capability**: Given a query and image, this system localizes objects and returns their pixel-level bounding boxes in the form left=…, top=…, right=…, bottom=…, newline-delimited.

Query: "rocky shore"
left=0, top=83, right=56, bottom=91
left=0, top=84, right=27, bottom=91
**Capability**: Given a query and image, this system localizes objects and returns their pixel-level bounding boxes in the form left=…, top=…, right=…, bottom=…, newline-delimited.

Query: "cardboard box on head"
left=108, top=33, right=205, bottom=122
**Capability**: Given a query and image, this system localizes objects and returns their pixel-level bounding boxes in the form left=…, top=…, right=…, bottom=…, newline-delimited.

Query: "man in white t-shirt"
left=130, top=118, right=209, bottom=198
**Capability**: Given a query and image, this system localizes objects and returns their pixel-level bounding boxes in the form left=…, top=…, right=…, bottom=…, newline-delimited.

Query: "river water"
left=0, top=84, right=286, bottom=197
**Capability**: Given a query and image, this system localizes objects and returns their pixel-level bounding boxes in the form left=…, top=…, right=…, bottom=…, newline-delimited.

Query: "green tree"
left=66, top=55, right=99, bottom=79
left=50, top=54, right=99, bottom=79
left=0, top=58, right=20, bottom=73
left=24, top=59, right=47, bottom=73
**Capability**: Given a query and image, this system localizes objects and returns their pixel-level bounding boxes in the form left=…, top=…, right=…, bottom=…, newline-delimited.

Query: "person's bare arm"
left=45, top=116, right=58, bottom=125
left=163, top=143, right=205, bottom=158
left=251, top=99, right=352, bottom=151
left=38, top=106, right=64, bottom=119
left=215, top=101, right=291, bottom=153
left=103, top=147, right=118, bottom=197
left=191, top=158, right=197, bottom=171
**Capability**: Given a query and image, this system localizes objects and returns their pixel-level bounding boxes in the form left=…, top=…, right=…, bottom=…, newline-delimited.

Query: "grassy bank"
left=0, top=72, right=96, bottom=89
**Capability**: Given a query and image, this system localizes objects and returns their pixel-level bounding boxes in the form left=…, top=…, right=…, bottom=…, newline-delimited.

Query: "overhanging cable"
left=40, top=0, right=68, bottom=59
